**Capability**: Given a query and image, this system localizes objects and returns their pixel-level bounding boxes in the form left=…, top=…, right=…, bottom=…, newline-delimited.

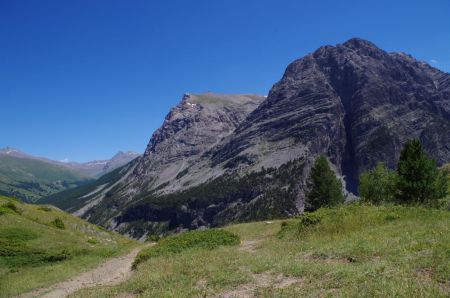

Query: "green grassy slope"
left=0, top=196, right=135, bottom=297
left=72, top=204, right=449, bottom=297
left=39, top=162, right=132, bottom=211
left=0, top=155, right=93, bottom=202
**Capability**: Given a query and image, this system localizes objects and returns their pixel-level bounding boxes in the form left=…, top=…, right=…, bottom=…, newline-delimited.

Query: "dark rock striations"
left=47, top=39, right=450, bottom=238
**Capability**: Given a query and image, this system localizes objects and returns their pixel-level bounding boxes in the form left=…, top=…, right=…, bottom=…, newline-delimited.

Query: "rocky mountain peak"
left=134, top=93, right=265, bottom=192
left=342, top=37, right=379, bottom=50
left=49, top=38, right=450, bottom=238
left=144, top=92, right=264, bottom=157
left=111, top=151, right=139, bottom=160
left=213, top=38, right=450, bottom=192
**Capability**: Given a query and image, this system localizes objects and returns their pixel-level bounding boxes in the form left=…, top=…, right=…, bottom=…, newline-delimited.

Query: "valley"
left=0, top=148, right=139, bottom=203
left=1, top=36, right=449, bottom=297
left=37, top=38, right=450, bottom=238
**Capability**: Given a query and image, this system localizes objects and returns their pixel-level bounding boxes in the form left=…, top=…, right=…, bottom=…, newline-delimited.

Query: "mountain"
left=0, top=153, right=92, bottom=203
left=0, top=147, right=139, bottom=178
left=101, top=151, right=141, bottom=175
left=62, top=151, right=140, bottom=178
left=46, top=39, right=450, bottom=238
left=0, top=148, right=139, bottom=202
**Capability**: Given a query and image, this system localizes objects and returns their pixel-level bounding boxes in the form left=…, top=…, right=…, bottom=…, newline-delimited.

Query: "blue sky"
left=1, top=0, right=449, bottom=162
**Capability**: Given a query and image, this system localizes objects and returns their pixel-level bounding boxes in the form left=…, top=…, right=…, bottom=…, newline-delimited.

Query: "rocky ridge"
left=46, top=38, right=450, bottom=238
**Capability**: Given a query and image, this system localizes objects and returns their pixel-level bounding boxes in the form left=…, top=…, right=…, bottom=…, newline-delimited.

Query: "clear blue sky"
left=1, top=0, right=449, bottom=162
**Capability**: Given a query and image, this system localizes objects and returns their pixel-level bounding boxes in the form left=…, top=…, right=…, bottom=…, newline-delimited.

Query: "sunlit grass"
left=0, top=196, right=136, bottom=297
left=72, top=203, right=450, bottom=297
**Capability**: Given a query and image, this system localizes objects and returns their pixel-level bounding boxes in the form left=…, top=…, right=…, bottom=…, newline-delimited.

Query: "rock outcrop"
left=46, top=38, right=450, bottom=238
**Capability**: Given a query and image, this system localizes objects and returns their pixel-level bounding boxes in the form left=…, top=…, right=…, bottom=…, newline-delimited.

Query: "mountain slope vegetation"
left=47, top=38, right=450, bottom=237
left=72, top=204, right=450, bottom=297
left=0, top=155, right=93, bottom=202
left=39, top=160, right=137, bottom=212
left=0, top=196, right=135, bottom=297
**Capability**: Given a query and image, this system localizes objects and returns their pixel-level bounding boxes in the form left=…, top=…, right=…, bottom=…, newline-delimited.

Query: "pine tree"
left=396, top=139, right=445, bottom=204
left=306, top=156, right=344, bottom=211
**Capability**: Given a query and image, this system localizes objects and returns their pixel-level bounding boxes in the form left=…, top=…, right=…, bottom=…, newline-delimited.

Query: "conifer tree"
left=396, top=139, right=446, bottom=204
left=306, top=156, right=344, bottom=210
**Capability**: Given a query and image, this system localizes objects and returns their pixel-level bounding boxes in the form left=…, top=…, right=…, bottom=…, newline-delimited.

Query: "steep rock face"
left=132, top=93, right=264, bottom=190
left=62, top=93, right=265, bottom=229
left=50, top=38, right=450, bottom=238
left=212, top=38, right=450, bottom=192
left=131, top=93, right=265, bottom=193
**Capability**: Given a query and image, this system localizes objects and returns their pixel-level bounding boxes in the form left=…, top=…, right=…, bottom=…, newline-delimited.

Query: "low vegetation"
left=0, top=195, right=135, bottom=297
left=0, top=155, right=92, bottom=202
left=71, top=204, right=449, bottom=297
left=133, top=229, right=240, bottom=268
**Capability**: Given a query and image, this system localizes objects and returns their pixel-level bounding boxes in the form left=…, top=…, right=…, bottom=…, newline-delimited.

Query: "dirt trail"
left=211, top=272, right=302, bottom=298
left=20, top=247, right=142, bottom=298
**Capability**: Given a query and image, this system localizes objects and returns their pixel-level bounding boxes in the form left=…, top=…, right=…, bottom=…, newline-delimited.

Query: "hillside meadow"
left=0, top=196, right=136, bottom=297
left=71, top=203, right=449, bottom=297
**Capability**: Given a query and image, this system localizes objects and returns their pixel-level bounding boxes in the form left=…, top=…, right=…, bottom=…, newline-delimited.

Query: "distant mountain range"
left=57, top=151, right=141, bottom=178
left=0, top=147, right=140, bottom=202
left=41, top=38, right=450, bottom=238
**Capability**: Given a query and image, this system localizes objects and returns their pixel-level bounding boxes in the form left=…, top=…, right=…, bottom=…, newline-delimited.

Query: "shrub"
left=0, top=207, right=9, bottom=215
left=306, top=156, right=344, bottom=211
left=38, top=206, right=52, bottom=212
left=435, top=166, right=449, bottom=200
left=87, top=238, right=99, bottom=244
left=3, top=201, right=22, bottom=214
left=359, top=162, right=397, bottom=204
left=133, top=229, right=240, bottom=268
left=396, top=139, right=448, bottom=204
left=43, top=250, right=71, bottom=263
left=50, top=217, right=65, bottom=229
left=298, top=212, right=322, bottom=229
left=146, top=234, right=160, bottom=242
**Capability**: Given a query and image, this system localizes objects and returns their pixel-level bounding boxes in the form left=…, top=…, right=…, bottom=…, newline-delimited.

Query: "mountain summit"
left=45, top=39, right=450, bottom=238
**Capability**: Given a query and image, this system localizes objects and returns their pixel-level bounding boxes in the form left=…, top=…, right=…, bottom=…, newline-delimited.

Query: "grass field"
left=0, top=155, right=92, bottom=202
left=0, top=196, right=136, bottom=297
left=71, top=203, right=449, bottom=297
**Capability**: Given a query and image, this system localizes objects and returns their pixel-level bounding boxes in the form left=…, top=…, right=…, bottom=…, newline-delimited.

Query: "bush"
left=38, top=206, right=52, bottom=212
left=0, top=207, right=9, bottom=215
left=146, top=234, right=160, bottom=242
left=87, top=238, right=99, bottom=244
left=3, top=201, right=22, bottom=214
left=306, top=156, right=344, bottom=211
left=298, top=212, right=322, bottom=228
left=396, top=139, right=448, bottom=204
left=133, top=229, right=239, bottom=268
left=50, top=217, right=65, bottom=229
left=42, top=250, right=71, bottom=263
left=359, top=163, right=397, bottom=204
